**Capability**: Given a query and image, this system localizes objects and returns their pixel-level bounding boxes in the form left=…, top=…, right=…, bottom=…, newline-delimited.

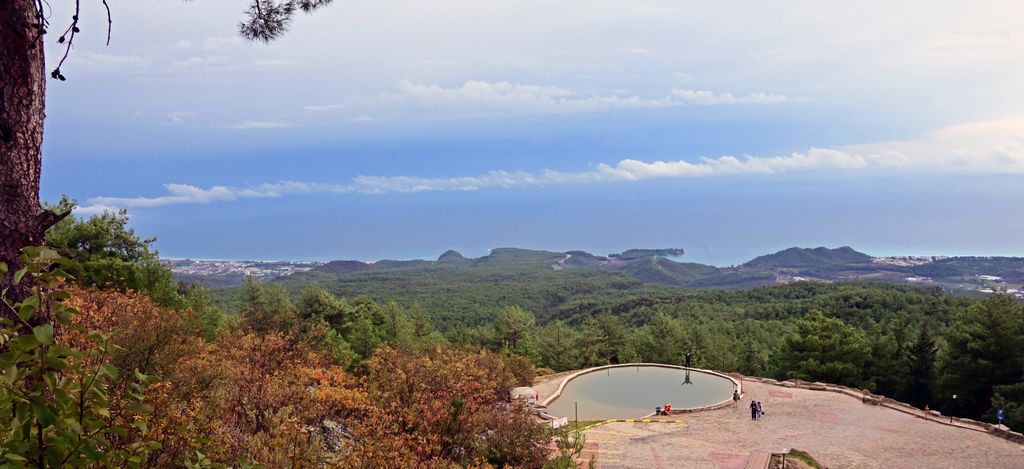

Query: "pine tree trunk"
left=0, top=0, right=47, bottom=308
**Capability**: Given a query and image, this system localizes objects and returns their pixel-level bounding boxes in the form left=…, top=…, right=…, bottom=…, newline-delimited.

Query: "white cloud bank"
left=393, top=80, right=790, bottom=114
left=225, top=120, right=292, bottom=129
left=670, top=88, right=789, bottom=105
left=75, top=118, right=1024, bottom=214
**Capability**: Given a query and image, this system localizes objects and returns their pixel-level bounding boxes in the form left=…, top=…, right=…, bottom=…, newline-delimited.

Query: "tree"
left=239, top=276, right=267, bottom=314
left=0, top=0, right=57, bottom=312
left=938, top=295, right=1024, bottom=417
left=991, top=382, right=1024, bottom=430
left=378, top=300, right=412, bottom=343
left=409, top=305, right=436, bottom=341
left=298, top=285, right=345, bottom=323
left=579, top=312, right=628, bottom=366
left=495, top=305, right=535, bottom=351
left=778, top=310, right=871, bottom=387
left=239, top=277, right=298, bottom=335
left=535, top=320, right=581, bottom=371
left=864, top=322, right=907, bottom=396
left=348, top=316, right=382, bottom=360
left=632, top=312, right=683, bottom=364
left=738, top=337, right=767, bottom=376
left=903, top=324, right=937, bottom=407
left=0, top=0, right=336, bottom=313
left=45, top=200, right=184, bottom=307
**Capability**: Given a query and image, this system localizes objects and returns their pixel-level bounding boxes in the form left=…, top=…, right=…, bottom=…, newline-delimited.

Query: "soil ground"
left=535, top=376, right=1023, bottom=468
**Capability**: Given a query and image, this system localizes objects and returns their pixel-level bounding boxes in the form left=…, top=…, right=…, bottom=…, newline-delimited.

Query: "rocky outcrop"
left=307, top=419, right=358, bottom=466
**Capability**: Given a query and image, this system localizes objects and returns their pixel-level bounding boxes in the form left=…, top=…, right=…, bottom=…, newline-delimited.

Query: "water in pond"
left=545, top=366, right=736, bottom=420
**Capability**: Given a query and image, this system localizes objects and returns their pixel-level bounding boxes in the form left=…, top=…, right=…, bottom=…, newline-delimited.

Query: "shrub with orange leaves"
left=63, top=287, right=374, bottom=467
left=203, top=331, right=373, bottom=466
left=64, top=287, right=218, bottom=465
left=350, top=346, right=549, bottom=468
left=60, top=286, right=551, bottom=468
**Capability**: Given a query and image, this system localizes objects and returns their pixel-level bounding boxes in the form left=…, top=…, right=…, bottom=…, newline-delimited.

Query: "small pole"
left=575, top=400, right=579, bottom=426
left=950, top=394, right=957, bottom=423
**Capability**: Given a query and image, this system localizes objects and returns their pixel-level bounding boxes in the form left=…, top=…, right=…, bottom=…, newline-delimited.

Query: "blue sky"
left=39, top=1, right=1024, bottom=265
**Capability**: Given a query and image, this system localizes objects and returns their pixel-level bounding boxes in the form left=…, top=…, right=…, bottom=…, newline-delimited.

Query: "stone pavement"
left=559, top=379, right=1024, bottom=468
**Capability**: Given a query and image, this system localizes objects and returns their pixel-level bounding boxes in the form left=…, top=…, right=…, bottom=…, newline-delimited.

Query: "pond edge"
left=540, top=363, right=742, bottom=419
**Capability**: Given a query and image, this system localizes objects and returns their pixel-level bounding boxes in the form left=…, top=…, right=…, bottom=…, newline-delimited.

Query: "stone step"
left=744, top=450, right=772, bottom=469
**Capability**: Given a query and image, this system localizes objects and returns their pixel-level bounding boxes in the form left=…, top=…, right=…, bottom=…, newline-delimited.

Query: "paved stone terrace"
left=535, top=375, right=1023, bottom=468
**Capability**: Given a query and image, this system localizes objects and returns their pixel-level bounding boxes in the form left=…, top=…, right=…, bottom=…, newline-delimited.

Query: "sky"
left=38, top=0, right=1024, bottom=265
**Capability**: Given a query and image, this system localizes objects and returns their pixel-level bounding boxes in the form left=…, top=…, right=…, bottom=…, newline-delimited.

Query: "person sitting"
left=664, top=402, right=672, bottom=414
left=655, top=406, right=664, bottom=416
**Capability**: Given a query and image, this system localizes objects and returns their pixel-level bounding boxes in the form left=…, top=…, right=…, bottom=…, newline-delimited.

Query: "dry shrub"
left=350, top=346, right=548, bottom=468
left=64, top=287, right=371, bottom=467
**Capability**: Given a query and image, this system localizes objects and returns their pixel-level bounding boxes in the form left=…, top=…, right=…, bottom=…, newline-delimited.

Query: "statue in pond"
left=684, top=350, right=695, bottom=368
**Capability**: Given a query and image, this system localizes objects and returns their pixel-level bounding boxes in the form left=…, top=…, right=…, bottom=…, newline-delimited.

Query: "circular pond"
left=545, top=365, right=737, bottom=420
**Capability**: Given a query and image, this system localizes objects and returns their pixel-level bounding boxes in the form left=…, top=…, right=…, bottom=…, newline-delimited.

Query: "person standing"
left=750, top=400, right=758, bottom=420
left=997, top=408, right=1006, bottom=426
left=756, top=401, right=764, bottom=420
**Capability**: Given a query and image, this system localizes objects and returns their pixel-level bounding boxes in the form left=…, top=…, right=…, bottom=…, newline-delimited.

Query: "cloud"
left=253, top=59, right=293, bottom=67
left=632, top=4, right=677, bottom=16
left=78, top=52, right=152, bottom=67
left=225, top=120, right=292, bottom=129
left=844, top=118, right=1024, bottom=169
left=670, top=88, right=789, bottom=105
left=76, top=118, right=1024, bottom=213
left=73, top=204, right=120, bottom=216
left=74, top=149, right=886, bottom=211
left=173, top=56, right=230, bottom=68
left=86, top=182, right=351, bottom=210
left=303, top=104, right=348, bottom=112
left=393, top=80, right=791, bottom=115
left=672, top=72, right=692, bottom=82
left=165, top=111, right=192, bottom=125
left=399, top=80, right=573, bottom=102
left=616, top=47, right=653, bottom=56
left=350, top=115, right=375, bottom=123
left=201, top=36, right=245, bottom=50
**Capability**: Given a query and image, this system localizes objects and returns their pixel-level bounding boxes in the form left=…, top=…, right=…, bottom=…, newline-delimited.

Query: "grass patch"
left=787, top=450, right=823, bottom=468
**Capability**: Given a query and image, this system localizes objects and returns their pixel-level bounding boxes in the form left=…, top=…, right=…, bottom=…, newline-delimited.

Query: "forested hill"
left=203, top=245, right=1024, bottom=331
left=744, top=246, right=873, bottom=268
left=266, top=248, right=653, bottom=328
left=196, top=247, right=1024, bottom=313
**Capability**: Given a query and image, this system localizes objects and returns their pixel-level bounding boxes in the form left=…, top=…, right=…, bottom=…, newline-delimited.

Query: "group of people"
left=749, top=400, right=765, bottom=420
left=733, top=389, right=766, bottom=420
left=654, top=389, right=767, bottom=420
